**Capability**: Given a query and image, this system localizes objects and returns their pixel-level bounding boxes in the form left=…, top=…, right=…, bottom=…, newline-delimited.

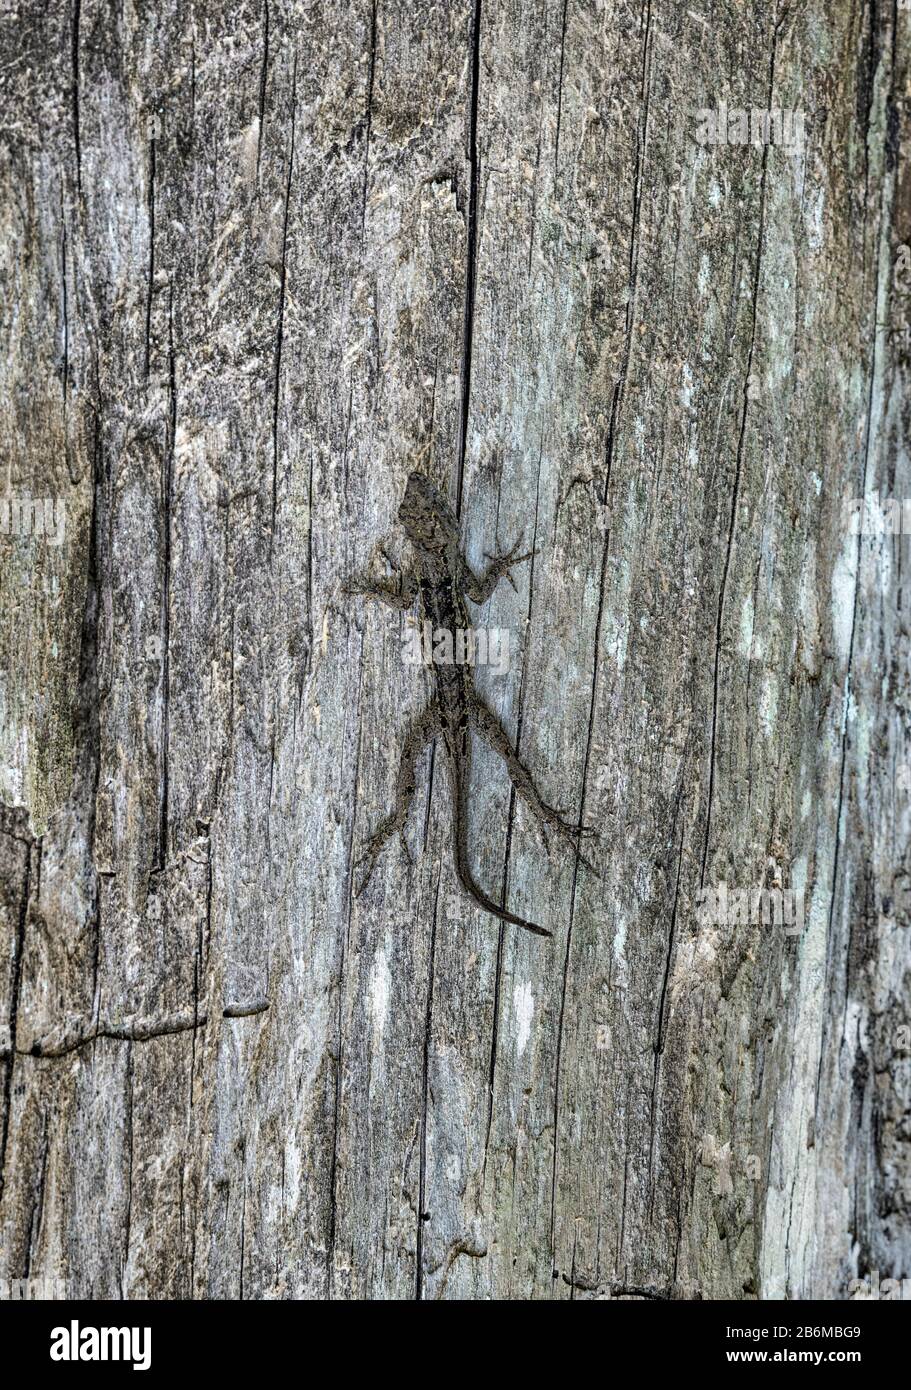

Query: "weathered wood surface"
left=0, top=0, right=908, bottom=1299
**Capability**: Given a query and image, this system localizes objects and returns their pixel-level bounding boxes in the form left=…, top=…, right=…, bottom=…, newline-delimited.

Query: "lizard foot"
left=354, top=815, right=397, bottom=896
left=354, top=815, right=414, bottom=896
left=483, top=537, right=536, bottom=592
left=539, top=805, right=600, bottom=875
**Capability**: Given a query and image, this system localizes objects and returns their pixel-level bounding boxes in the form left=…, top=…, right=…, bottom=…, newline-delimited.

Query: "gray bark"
left=0, top=0, right=908, bottom=1299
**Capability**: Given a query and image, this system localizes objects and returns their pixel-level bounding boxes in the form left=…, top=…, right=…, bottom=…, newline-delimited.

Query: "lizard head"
left=398, top=472, right=458, bottom=553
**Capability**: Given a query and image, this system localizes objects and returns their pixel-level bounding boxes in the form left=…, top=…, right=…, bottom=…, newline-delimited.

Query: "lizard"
left=346, top=471, right=594, bottom=938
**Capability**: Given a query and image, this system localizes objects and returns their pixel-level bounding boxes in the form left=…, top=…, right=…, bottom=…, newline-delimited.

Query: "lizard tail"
left=451, top=785, right=552, bottom=939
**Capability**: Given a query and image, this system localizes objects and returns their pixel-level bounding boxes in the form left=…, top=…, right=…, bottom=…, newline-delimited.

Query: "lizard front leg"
left=355, top=702, right=441, bottom=896
left=469, top=695, right=598, bottom=870
left=345, top=561, right=418, bottom=611
left=460, top=538, right=535, bottom=603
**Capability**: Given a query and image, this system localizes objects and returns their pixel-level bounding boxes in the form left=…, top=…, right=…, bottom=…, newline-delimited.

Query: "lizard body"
left=347, top=472, right=591, bottom=938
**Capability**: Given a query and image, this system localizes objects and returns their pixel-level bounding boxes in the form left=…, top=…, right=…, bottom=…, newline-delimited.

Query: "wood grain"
left=0, top=0, right=908, bottom=1299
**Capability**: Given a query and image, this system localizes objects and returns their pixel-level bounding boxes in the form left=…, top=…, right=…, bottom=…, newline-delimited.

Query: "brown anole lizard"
left=346, top=472, right=593, bottom=937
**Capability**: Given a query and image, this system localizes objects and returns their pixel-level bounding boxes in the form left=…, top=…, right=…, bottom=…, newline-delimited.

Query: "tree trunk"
left=1, top=0, right=908, bottom=1300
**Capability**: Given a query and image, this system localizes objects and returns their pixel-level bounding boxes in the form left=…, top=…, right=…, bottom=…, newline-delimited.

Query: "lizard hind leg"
left=355, top=703, right=441, bottom=897
left=470, top=695, right=599, bottom=873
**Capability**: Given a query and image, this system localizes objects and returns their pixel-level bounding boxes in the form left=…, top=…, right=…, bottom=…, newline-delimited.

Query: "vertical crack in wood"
left=454, top=0, right=483, bottom=518
left=270, top=48, right=298, bottom=550
left=360, top=0, right=379, bottom=242
left=415, top=878, right=441, bottom=1300
left=121, top=1045, right=135, bottom=1298
left=158, top=284, right=176, bottom=869
left=239, top=1180, right=246, bottom=1299
left=485, top=453, right=543, bottom=1163
left=86, top=406, right=104, bottom=1034
left=256, top=0, right=270, bottom=183
left=647, top=816, right=685, bottom=1209
left=25, top=1111, right=49, bottom=1278
left=549, top=535, right=610, bottom=1259
left=327, top=659, right=366, bottom=1295
left=813, top=0, right=896, bottom=1125
left=699, top=24, right=777, bottom=887
left=307, top=444, right=315, bottom=657
left=602, top=0, right=652, bottom=505
left=61, top=209, right=69, bottom=413
left=554, top=0, right=570, bottom=172
left=0, top=842, right=31, bottom=1206
left=71, top=0, right=81, bottom=189
left=549, top=0, right=654, bottom=1267
left=144, top=135, right=156, bottom=379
